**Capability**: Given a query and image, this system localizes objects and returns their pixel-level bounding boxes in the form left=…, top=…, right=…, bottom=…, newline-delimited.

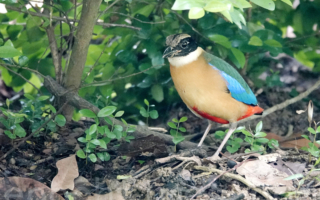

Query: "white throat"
left=168, top=47, right=202, bottom=67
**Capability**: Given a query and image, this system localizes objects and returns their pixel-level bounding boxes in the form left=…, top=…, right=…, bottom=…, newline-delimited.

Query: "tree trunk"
left=62, top=0, right=102, bottom=121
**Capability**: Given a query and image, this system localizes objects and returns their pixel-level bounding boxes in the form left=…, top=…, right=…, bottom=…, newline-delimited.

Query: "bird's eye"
left=180, top=41, right=189, bottom=48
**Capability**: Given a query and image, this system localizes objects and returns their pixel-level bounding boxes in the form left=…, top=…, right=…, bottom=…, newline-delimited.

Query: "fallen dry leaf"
left=86, top=191, right=125, bottom=200
left=237, top=160, right=293, bottom=188
left=0, top=177, right=64, bottom=200
left=51, top=154, right=79, bottom=192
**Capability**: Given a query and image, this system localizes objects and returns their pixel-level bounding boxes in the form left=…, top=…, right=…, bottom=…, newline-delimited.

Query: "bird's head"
left=163, top=34, right=201, bottom=67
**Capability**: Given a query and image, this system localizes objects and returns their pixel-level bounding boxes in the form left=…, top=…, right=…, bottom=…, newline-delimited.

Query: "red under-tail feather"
left=192, top=106, right=264, bottom=124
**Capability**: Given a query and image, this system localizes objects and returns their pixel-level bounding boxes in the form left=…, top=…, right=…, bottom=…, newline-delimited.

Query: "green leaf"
left=89, top=124, right=97, bottom=135
left=15, top=124, right=26, bottom=138
left=188, top=7, right=205, bottom=19
left=79, top=109, right=97, bottom=118
left=106, top=131, right=116, bottom=139
left=255, top=121, right=263, bottom=133
left=256, top=138, right=269, bottom=144
left=104, top=152, right=111, bottom=161
left=281, top=0, right=293, bottom=7
left=4, top=130, right=15, bottom=139
left=251, top=0, right=275, bottom=11
left=144, top=99, right=149, bottom=106
left=268, top=139, right=279, bottom=149
left=172, top=118, right=179, bottom=123
left=149, top=110, right=159, bottom=119
left=173, top=135, right=185, bottom=145
left=76, top=149, right=86, bottom=159
left=308, top=127, right=316, bottom=135
left=37, top=96, right=50, bottom=101
left=204, top=1, right=231, bottom=12
left=179, top=127, right=186, bottom=132
left=97, top=152, right=105, bottom=161
left=301, top=135, right=310, bottom=140
left=98, top=106, right=117, bottom=117
left=99, top=139, right=107, bottom=149
left=264, top=39, right=282, bottom=48
left=24, top=94, right=35, bottom=100
left=231, top=0, right=252, bottom=9
left=179, top=117, right=188, bottom=122
left=55, top=114, right=66, bottom=127
left=140, top=107, right=149, bottom=117
left=78, top=137, right=87, bottom=143
left=0, top=46, right=21, bottom=58
left=90, top=139, right=100, bottom=145
left=244, top=136, right=253, bottom=144
left=48, top=105, right=57, bottom=113
left=231, top=48, right=245, bottom=68
left=284, top=173, right=303, bottom=180
left=168, top=122, right=177, bottom=129
left=209, top=34, right=232, bottom=48
left=226, top=145, right=239, bottom=154
left=151, top=84, right=164, bottom=103
left=88, top=154, right=97, bottom=162
left=170, top=129, right=177, bottom=136
left=115, top=111, right=124, bottom=117
left=317, top=126, right=320, bottom=133
left=18, top=56, right=29, bottom=66
left=127, top=126, right=136, bottom=133
left=254, top=132, right=267, bottom=138
left=172, top=0, right=206, bottom=10
left=248, top=36, right=263, bottom=46
left=121, top=118, right=128, bottom=126
left=214, top=130, right=226, bottom=139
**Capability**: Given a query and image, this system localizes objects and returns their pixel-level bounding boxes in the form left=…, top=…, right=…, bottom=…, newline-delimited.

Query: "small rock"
left=9, top=158, right=15, bottom=165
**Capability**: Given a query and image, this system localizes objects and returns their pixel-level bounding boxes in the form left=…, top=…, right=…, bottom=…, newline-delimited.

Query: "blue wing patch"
left=209, top=64, right=257, bottom=105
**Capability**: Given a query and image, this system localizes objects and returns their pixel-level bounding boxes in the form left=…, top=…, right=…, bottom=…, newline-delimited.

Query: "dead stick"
left=192, top=165, right=274, bottom=200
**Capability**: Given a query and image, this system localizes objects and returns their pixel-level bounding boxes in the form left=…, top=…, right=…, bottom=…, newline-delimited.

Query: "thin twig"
left=81, top=64, right=164, bottom=88
left=0, top=63, right=45, bottom=78
left=1, top=64, right=41, bottom=94
left=97, top=0, right=121, bottom=19
left=0, top=100, right=69, bottom=161
left=6, top=5, right=141, bottom=31
left=111, top=12, right=166, bottom=24
left=192, top=165, right=274, bottom=200
left=172, top=11, right=212, bottom=44
left=81, top=38, right=114, bottom=84
left=43, top=0, right=62, bottom=84
left=236, top=78, right=320, bottom=124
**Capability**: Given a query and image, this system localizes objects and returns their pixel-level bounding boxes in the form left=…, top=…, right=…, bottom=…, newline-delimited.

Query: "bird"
left=163, top=34, right=263, bottom=160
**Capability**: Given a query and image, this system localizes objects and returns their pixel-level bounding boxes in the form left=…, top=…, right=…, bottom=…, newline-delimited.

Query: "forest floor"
left=0, top=55, right=320, bottom=200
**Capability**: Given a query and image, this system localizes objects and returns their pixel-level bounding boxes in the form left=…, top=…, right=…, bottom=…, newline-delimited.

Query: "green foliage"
left=301, top=124, right=320, bottom=157
left=0, top=94, right=66, bottom=140
left=139, top=99, right=159, bottom=125
left=76, top=106, right=136, bottom=163
left=215, top=121, right=278, bottom=154
left=168, top=117, right=187, bottom=146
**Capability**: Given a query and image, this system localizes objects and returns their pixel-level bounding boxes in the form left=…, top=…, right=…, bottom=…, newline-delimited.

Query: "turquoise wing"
left=203, top=52, right=257, bottom=105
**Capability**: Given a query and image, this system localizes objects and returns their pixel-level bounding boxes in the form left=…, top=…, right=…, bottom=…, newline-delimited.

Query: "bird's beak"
left=163, top=47, right=179, bottom=58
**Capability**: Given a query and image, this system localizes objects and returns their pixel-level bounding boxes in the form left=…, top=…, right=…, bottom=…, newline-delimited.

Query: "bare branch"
left=1, top=64, right=41, bottom=94
left=43, top=0, right=62, bottom=84
left=0, top=63, right=45, bottom=78
left=5, top=5, right=141, bottom=31
left=238, top=78, right=320, bottom=124
left=81, top=64, right=164, bottom=88
left=43, top=76, right=202, bottom=150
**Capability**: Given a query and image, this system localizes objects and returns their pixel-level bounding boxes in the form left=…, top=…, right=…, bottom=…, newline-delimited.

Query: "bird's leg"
left=207, top=122, right=237, bottom=161
left=197, top=120, right=213, bottom=147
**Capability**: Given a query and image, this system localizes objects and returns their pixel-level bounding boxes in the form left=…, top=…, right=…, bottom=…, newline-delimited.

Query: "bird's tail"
left=237, top=105, right=264, bottom=121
